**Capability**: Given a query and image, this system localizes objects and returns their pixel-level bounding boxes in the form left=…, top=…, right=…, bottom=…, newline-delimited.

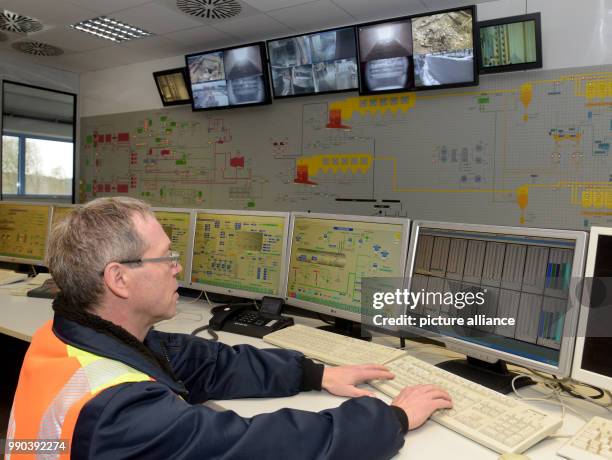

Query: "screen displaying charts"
left=358, top=19, right=414, bottom=93
left=0, top=203, right=50, bottom=263
left=186, top=43, right=270, bottom=110
left=153, top=210, right=193, bottom=285
left=268, top=26, right=358, bottom=97
left=190, top=212, right=288, bottom=297
left=412, top=7, right=476, bottom=88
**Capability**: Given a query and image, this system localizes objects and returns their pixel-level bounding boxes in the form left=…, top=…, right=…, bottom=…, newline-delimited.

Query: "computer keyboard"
left=557, top=416, right=612, bottom=459
left=370, top=354, right=562, bottom=454
left=0, top=269, right=28, bottom=286
left=263, top=324, right=407, bottom=366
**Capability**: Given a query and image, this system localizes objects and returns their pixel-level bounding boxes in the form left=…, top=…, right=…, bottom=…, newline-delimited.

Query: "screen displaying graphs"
left=411, top=227, right=576, bottom=354
left=191, top=212, right=287, bottom=296
left=153, top=210, right=192, bottom=284
left=0, top=203, right=50, bottom=262
left=287, top=216, right=406, bottom=314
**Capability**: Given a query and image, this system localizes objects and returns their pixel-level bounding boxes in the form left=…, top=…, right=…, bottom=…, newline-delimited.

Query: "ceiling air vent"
left=176, top=0, right=242, bottom=19
left=12, top=41, right=64, bottom=56
left=0, top=10, right=43, bottom=34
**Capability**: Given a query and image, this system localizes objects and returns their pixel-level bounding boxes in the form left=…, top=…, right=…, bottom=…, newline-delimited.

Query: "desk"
left=2, top=292, right=609, bottom=459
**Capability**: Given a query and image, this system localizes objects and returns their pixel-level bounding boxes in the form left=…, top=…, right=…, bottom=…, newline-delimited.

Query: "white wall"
left=79, top=0, right=612, bottom=118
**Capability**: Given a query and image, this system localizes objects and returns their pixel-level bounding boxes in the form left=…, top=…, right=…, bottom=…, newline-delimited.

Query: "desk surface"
left=2, top=289, right=610, bottom=460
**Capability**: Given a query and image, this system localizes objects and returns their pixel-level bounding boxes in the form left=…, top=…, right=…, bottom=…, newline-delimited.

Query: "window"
left=2, top=81, right=76, bottom=201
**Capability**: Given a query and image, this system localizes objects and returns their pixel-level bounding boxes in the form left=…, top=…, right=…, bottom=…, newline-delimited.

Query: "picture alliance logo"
left=372, top=288, right=487, bottom=310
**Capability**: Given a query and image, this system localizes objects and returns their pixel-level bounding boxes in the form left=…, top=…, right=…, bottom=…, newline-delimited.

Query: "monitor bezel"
left=151, top=207, right=195, bottom=288
left=0, top=201, right=52, bottom=266
left=477, top=12, right=542, bottom=74
left=572, top=226, right=612, bottom=391
left=266, top=25, right=359, bottom=100
left=152, top=67, right=193, bottom=107
left=185, top=41, right=272, bottom=112
left=402, top=220, right=587, bottom=377
left=285, top=212, right=411, bottom=323
left=188, top=209, right=290, bottom=300
left=356, top=5, right=478, bottom=96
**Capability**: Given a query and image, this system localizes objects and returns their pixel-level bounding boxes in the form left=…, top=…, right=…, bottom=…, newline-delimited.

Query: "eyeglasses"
left=101, top=250, right=180, bottom=275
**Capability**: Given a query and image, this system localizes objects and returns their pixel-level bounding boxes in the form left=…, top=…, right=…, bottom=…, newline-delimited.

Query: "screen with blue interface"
left=409, top=227, right=577, bottom=365
left=153, top=210, right=192, bottom=284
left=0, top=203, right=50, bottom=263
left=287, top=216, right=406, bottom=314
left=191, top=212, right=287, bottom=296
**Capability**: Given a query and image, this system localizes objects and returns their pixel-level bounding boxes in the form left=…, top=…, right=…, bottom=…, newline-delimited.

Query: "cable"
left=191, top=324, right=218, bottom=341
left=185, top=289, right=205, bottom=304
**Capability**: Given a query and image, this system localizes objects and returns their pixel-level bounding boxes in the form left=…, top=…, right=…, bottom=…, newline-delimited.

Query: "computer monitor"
left=152, top=208, right=195, bottom=287
left=411, top=6, right=477, bottom=90
left=153, top=67, right=192, bottom=106
left=185, top=42, right=272, bottom=111
left=401, top=221, right=587, bottom=391
left=478, top=13, right=542, bottom=74
left=572, top=226, right=612, bottom=391
left=50, top=204, right=77, bottom=228
left=285, top=213, right=411, bottom=336
left=189, top=210, right=290, bottom=299
left=267, top=26, right=358, bottom=98
left=0, top=202, right=51, bottom=265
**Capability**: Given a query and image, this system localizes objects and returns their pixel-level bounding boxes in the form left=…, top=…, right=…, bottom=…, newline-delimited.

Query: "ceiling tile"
left=41, top=51, right=102, bottom=72
left=68, top=45, right=139, bottom=70
left=27, top=26, right=109, bottom=52
left=331, top=0, right=427, bottom=21
left=213, top=14, right=292, bottom=41
left=111, top=2, right=203, bottom=35
left=242, top=0, right=315, bottom=13
left=419, top=0, right=473, bottom=12
left=120, top=35, right=185, bottom=61
left=163, top=25, right=236, bottom=49
left=267, top=0, right=354, bottom=33
left=2, top=0, right=98, bottom=25
left=66, top=0, right=154, bottom=15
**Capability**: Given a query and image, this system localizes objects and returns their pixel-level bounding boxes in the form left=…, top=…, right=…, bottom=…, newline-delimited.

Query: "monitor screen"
left=186, top=43, right=271, bottom=111
left=403, top=222, right=587, bottom=376
left=478, top=13, right=542, bottom=74
left=153, top=209, right=194, bottom=286
left=572, top=227, right=612, bottom=391
left=267, top=26, right=358, bottom=98
left=357, top=18, right=414, bottom=94
left=190, top=211, right=289, bottom=298
left=412, top=6, right=477, bottom=89
left=286, top=214, right=410, bottom=322
left=0, top=202, right=50, bottom=265
left=153, top=68, right=192, bottom=106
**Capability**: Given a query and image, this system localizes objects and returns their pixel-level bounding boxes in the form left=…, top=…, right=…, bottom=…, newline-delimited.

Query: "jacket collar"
left=52, top=314, right=186, bottom=395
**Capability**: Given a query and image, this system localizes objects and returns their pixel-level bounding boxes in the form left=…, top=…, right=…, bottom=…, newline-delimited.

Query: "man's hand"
left=321, top=364, right=394, bottom=398
left=391, top=384, right=452, bottom=430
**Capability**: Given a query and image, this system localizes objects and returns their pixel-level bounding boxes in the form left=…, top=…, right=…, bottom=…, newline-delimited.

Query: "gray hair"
left=46, top=197, right=153, bottom=310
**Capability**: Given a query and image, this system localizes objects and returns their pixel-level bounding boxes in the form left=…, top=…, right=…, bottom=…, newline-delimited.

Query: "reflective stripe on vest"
left=7, top=320, right=154, bottom=460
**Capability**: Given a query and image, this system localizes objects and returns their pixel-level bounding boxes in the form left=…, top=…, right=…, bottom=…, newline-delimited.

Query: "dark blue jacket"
left=52, top=316, right=406, bottom=459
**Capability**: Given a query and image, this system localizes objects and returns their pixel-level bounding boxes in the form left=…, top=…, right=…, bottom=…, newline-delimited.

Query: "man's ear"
left=103, top=263, right=130, bottom=300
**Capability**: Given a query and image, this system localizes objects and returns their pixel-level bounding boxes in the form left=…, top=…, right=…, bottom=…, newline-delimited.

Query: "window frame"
left=1, top=80, right=76, bottom=203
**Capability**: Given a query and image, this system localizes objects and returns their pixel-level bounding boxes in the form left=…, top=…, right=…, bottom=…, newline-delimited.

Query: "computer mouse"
left=498, top=454, right=530, bottom=460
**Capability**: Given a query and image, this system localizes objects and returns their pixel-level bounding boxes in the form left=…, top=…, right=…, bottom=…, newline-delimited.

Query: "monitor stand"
left=436, top=357, right=534, bottom=394
left=319, top=318, right=372, bottom=341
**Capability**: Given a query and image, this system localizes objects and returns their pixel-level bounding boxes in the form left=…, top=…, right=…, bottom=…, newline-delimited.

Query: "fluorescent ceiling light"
left=69, top=16, right=153, bottom=43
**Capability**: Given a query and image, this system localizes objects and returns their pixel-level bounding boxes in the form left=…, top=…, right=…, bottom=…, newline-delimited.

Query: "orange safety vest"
left=6, top=320, right=153, bottom=460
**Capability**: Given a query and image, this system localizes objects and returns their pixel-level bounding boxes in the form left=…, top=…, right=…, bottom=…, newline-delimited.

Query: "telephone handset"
left=209, top=297, right=293, bottom=338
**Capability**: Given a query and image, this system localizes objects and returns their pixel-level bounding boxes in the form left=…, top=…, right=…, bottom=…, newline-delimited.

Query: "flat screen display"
left=186, top=42, right=271, bottom=111
left=478, top=13, right=542, bottom=73
left=412, top=7, right=477, bottom=89
left=358, top=19, right=414, bottom=94
left=153, top=68, right=191, bottom=106
left=268, top=26, right=358, bottom=98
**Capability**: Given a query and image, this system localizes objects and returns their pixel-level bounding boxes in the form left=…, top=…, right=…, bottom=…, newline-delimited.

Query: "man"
left=8, top=197, right=451, bottom=459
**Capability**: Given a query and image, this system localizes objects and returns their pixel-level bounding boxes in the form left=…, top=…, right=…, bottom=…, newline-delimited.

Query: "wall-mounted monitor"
left=357, top=18, right=414, bottom=94
left=185, top=42, right=271, bottom=111
left=267, top=26, right=358, bottom=98
left=153, top=67, right=192, bottom=106
left=411, top=6, right=477, bottom=90
left=478, top=13, right=542, bottom=74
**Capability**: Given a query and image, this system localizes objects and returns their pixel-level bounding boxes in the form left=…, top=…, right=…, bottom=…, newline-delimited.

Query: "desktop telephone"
left=209, top=296, right=294, bottom=338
